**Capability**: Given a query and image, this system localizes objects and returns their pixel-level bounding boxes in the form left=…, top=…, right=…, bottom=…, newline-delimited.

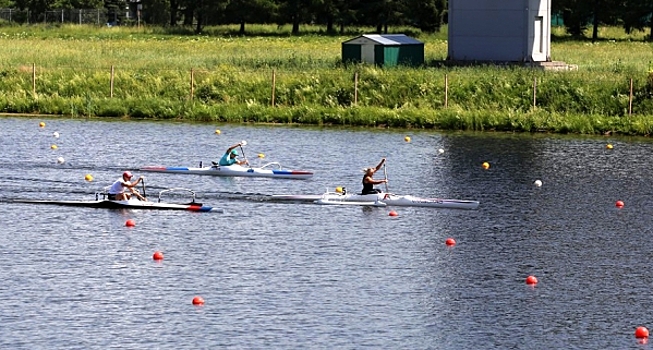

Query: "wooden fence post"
left=354, top=72, right=358, bottom=106
left=533, top=77, right=537, bottom=108
left=271, top=69, right=276, bottom=107
left=444, top=74, right=449, bottom=108
left=110, top=65, right=114, bottom=98
left=189, top=68, right=194, bottom=101
left=629, top=78, right=633, bottom=117
left=32, top=63, right=36, bottom=96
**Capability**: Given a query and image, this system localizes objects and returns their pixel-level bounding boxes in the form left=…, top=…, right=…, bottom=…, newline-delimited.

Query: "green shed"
left=341, top=34, right=424, bottom=67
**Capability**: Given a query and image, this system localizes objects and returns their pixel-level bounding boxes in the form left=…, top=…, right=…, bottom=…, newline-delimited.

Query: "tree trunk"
left=326, top=15, right=334, bottom=33
left=240, top=20, right=245, bottom=35
left=591, top=0, right=599, bottom=43
left=292, top=17, right=299, bottom=34
left=195, top=10, right=203, bottom=34
left=169, top=0, right=177, bottom=26
left=376, top=23, right=382, bottom=33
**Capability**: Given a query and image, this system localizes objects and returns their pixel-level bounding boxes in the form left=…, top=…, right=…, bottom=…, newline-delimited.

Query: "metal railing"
left=0, top=8, right=109, bottom=25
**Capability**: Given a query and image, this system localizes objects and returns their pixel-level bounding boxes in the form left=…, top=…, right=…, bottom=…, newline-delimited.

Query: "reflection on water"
left=0, top=117, right=652, bottom=349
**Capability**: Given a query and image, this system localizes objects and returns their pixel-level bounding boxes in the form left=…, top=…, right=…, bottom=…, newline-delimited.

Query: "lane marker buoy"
left=534, top=180, right=542, bottom=187
left=482, top=162, right=490, bottom=170
left=51, top=144, right=58, bottom=150
left=404, top=136, right=411, bottom=142
left=389, top=210, right=398, bottom=217
left=153, top=251, right=164, bottom=260
left=215, top=129, right=221, bottom=134
left=525, top=275, right=538, bottom=285
left=125, top=219, right=136, bottom=227
left=39, top=122, right=45, bottom=128
left=53, top=131, right=59, bottom=138
left=636, top=326, right=649, bottom=339
left=445, top=238, right=456, bottom=246
left=84, top=174, right=93, bottom=182
left=192, top=296, right=205, bottom=305
left=438, top=149, right=444, bottom=154
left=57, top=157, right=65, bottom=164
left=616, top=200, right=624, bottom=208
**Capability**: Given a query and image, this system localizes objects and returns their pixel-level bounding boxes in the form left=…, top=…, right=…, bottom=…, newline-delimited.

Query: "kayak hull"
left=273, top=192, right=479, bottom=209
left=12, top=199, right=222, bottom=212
left=140, top=164, right=313, bottom=180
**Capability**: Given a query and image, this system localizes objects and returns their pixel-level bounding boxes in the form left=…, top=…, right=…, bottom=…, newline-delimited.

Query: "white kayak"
left=273, top=191, right=479, bottom=209
left=140, top=162, right=313, bottom=180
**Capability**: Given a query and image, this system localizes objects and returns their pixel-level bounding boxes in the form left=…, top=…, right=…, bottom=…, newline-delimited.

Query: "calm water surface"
left=1, top=117, right=653, bottom=349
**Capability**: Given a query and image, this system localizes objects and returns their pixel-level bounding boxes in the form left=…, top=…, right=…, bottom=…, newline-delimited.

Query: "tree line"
left=0, top=0, right=652, bottom=40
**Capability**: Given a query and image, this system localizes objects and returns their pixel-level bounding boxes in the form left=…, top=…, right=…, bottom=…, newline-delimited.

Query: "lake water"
left=1, top=116, right=653, bottom=349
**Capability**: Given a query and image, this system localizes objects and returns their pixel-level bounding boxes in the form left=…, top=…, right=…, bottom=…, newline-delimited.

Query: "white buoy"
left=53, top=131, right=59, bottom=138
left=534, top=179, right=542, bottom=187
left=57, top=157, right=65, bottom=164
left=438, top=148, right=445, bottom=154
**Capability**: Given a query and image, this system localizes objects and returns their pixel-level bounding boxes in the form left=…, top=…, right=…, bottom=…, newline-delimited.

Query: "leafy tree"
left=409, top=0, right=445, bottom=33
left=552, top=0, right=593, bottom=37
left=276, top=0, right=313, bottom=34
left=620, top=0, right=653, bottom=40
left=104, top=0, right=126, bottom=24
left=224, top=0, right=276, bottom=34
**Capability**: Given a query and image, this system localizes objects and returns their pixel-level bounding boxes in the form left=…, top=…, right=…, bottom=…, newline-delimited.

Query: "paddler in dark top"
left=361, top=157, right=388, bottom=195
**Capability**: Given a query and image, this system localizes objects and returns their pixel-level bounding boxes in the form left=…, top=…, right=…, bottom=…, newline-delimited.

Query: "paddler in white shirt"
left=108, top=171, right=146, bottom=201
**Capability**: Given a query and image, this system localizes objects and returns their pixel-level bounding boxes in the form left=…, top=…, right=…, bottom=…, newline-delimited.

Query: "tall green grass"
left=0, top=24, right=652, bottom=135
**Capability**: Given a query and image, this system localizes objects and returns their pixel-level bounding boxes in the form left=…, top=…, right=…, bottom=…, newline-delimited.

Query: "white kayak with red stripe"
left=273, top=190, right=479, bottom=209
left=140, top=162, right=313, bottom=180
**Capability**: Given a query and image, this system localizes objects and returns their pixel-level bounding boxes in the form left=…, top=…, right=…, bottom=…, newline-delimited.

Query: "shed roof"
left=343, top=34, right=423, bottom=45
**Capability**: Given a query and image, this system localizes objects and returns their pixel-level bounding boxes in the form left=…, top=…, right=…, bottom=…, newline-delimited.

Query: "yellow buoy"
left=39, top=122, right=45, bottom=128
left=258, top=153, right=265, bottom=158
left=215, top=129, right=221, bottom=135
left=404, top=136, right=411, bottom=142
left=482, top=162, right=490, bottom=170
left=335, top=186, right=344, bottom=193
left=50, top=144, right=58, bottom=150
left=84, top=174, right=93, bottom=182
left=606, top=144, right=613, bottom=149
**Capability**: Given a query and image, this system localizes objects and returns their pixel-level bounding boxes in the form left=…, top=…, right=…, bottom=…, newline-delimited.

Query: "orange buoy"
left=125, top=219, right=136, bottom=227
left=389, top=210, right=398, bottom=217
left=445, top=238, right=456, bottom=246
left=192, top=296, right=205, bottom=305
left=152, top=251, right=164, bottom=261
left=635, top=326, right=649, bottom=339
left=616, top=200, right=625, bottom=208
left=525, top=275, right=538, bottom=285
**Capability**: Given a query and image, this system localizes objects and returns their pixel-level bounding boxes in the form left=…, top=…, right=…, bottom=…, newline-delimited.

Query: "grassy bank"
left=0, top=24, right=652, bottom=135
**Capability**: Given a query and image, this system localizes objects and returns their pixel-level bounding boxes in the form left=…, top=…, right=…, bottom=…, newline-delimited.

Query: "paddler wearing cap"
left=215, top=142, right=249, bottom=167
left=108, top=171, right=146, bottom=201
left=361, top=157, right=387, bottom=195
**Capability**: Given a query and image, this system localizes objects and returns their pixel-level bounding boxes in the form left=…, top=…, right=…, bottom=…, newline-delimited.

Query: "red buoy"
left=445, top=238, right=456, bottom=246
left=192, top=296, right=205, bottom=305
left=525, top=275, right=538, bottom=285
left=389, top=211, right=398, bottom=217
left=153, top=251, right=164, bottom=261
left=125, top=219, right=136, bottom=227
left=616, top=200, right=625, bottom=208
left=636, top=326, right=649, bottom=339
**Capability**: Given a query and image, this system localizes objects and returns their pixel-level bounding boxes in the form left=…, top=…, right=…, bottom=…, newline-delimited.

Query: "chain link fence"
left=0, top=8, right=108, bottom=25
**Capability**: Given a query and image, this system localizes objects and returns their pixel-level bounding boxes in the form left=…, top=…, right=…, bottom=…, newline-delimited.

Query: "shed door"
left=532, top=16, right=546, bottom=61
left=361, top=44, right=375, bottom=64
